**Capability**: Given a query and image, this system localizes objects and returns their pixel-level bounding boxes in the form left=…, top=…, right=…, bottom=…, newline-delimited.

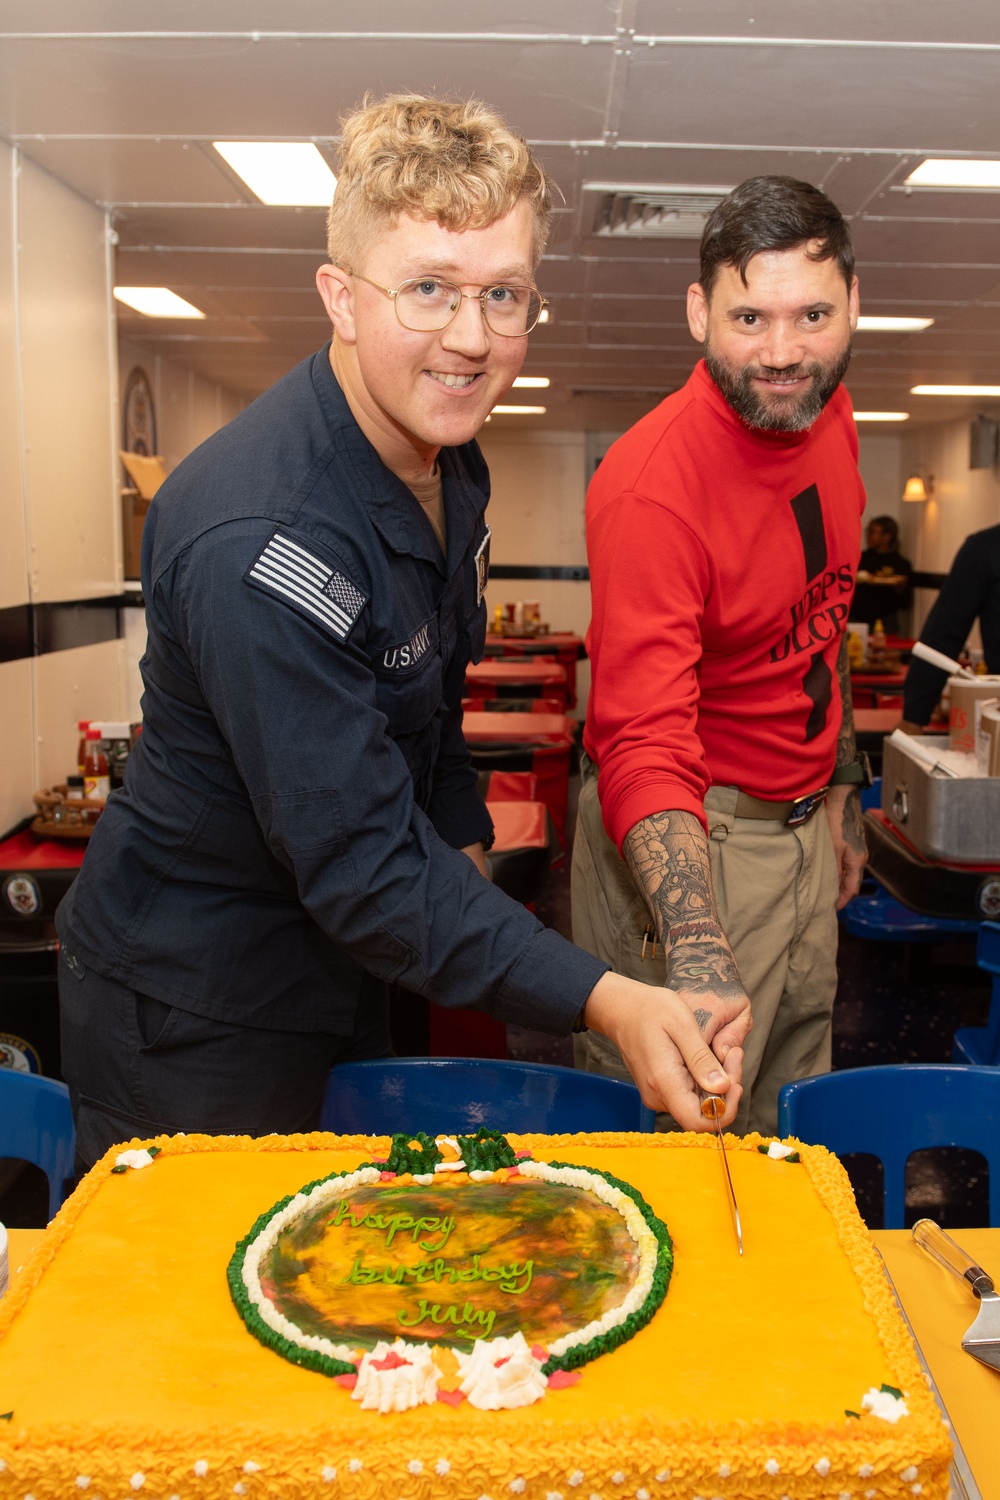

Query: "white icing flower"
left=840, top=1492, right=852, bottom=1499
left=815, top=1459, right=831, bottom=1478
left=719, top=1464, right=731, bottom=1478
left=193, top=1462, right=209, bottom=1478
left=242, top=1462, right=260, bottom=1475
left=858, top=1466, right=873, bottom=1479
left=546, top=1492, right=563, bottom=1500
left=116, top=1149, right=155, bottom=1171
left=408, top=1460, right=424, bottom=1475
left=412, top=1173, right=435, bottom=1185
left=469, top=1169, right=498, bottom=1181
left=861, top=1388, right=910, bottom=1424
left=457, top=1332, right=548, bottom=1410
left=912, top=1487, right=922, bottom=1495
left=509, top=1481, right=526, bottom=1494
left=233, top=1486, right=246, bottom=1497
left=636, top=1490, right=651, bottom=1500
left=348, top=1459, right=363, bottom=1473
left=353, top=1340, right=440, bottom=1413
left=75, top=1482, right=90, bottom=1491
left=611, top=1473, right=626, bottom=1486
left=568, top=1473, right=585, bottom=1488
left=321, top=1467, right=337, bottom=1483
left=766, top=1142, right=797, bottom=1160
left=866, top=1491, right=878, bottom=1498
left=655, top=1473, right=671, bottom=1484
left=130, top=1476, right=146, bottom=1492
left=765, top=1460, right=780, bottom=1476
left=435, top=1459, right=451, bottom=1477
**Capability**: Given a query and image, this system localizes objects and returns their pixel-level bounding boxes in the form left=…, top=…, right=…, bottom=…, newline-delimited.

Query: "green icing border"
left=227, top=1136, right=673, bottom=1384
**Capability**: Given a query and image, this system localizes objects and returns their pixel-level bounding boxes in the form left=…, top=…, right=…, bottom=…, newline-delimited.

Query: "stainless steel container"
left=881, top=735, right=1000, bottom=864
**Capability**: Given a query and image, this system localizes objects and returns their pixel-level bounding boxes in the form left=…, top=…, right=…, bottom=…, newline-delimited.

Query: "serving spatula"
left=913, top=1217, right=1000, bottom=1374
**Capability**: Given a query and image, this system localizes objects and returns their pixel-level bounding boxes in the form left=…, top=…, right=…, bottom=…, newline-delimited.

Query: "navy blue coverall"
left=57, top=348, right=606, bottom=1166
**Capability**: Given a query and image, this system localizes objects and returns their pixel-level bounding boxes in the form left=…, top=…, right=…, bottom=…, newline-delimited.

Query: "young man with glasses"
left=58, top=95, right=746, bottom=1170
left=572, top=176, right=868, bottom=1137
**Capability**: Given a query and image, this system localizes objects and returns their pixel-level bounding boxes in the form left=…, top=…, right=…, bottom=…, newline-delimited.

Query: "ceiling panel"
left=3, top=1, right=998, bottom=415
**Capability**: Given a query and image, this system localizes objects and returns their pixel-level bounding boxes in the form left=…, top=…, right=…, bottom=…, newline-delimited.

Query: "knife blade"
left=701, top=1092, right=744, bottom=1255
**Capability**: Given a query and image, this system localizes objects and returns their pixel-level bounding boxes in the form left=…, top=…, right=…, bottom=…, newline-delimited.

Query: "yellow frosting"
left=0, top=1130, right=952, bottom=1499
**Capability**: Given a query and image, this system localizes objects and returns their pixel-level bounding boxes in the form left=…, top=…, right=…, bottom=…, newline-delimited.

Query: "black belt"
left=732, top=787, right=830, bottom=827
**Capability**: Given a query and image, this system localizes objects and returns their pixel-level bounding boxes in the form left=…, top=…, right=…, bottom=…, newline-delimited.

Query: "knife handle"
left=912, top=1218, right=995, bottom=1297
left=699, top=1091, right=724, bottom=1123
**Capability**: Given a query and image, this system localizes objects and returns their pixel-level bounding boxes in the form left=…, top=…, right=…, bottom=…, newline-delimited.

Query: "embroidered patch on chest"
left=474, top=526, right=491, bottom=607
left=245, top=531, right=368, bottom=642
left=379, top=615, right=440, bottom=671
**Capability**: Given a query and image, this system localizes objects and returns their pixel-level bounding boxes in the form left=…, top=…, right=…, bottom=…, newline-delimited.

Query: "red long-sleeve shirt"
left=584, top=359, right=865, bottom=848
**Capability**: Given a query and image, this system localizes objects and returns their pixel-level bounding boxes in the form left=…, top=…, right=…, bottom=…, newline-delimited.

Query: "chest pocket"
left=372, top=612, right=443, bottom=738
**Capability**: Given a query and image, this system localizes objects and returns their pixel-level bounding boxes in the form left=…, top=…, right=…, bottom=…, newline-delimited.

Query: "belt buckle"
left=785, top=788, right=829, bottom=827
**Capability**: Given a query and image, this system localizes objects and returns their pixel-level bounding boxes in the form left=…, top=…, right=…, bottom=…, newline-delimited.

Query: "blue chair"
left=954, top=921, right=1000, bottom=1065
left=321, top=1057, right=655, bottom=1136
left=840, top=885, right=981, bottom=943
left=778, top=1064, right=1000, bottom=1228
left=0, top=1070, right=76, bottom=1221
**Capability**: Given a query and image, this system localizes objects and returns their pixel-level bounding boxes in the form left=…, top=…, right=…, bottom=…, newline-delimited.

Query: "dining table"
left=872, top=1228, right=999, bottom=1500
left=4, top=1225, right=997, bottom=1498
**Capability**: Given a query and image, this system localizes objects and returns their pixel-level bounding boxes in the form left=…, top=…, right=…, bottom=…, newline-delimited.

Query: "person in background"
left=850, top=514, right=913, bottom=635
left=572, top=175, right=868, bottom=1137
left=56, top=94, right=747, bottom=1172
left=901, top=522, right=1000, bottom=731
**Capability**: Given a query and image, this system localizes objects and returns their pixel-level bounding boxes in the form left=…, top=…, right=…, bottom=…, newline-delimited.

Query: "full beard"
left=705, top=341, right=853, bottom=432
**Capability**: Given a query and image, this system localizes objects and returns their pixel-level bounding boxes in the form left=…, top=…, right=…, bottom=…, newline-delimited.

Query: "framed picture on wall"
left=121, top=367, right=159, bottom=579
left=122, top=366, right=157, bottom=456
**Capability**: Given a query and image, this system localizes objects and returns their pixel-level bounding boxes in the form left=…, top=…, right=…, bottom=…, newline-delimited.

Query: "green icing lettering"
left=397, top=1299, right=496, bottom=1339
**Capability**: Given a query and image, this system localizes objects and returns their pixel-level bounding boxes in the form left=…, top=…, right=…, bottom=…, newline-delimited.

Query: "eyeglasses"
left=351, top=274, right=548, bottom=336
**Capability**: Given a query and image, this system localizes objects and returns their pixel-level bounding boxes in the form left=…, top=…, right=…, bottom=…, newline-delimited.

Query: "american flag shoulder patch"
left=244, top=531, right=368, bottom=642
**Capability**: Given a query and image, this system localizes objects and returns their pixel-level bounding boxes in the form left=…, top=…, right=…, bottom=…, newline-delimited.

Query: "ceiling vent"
left=585, top=183, right=733, bottom=240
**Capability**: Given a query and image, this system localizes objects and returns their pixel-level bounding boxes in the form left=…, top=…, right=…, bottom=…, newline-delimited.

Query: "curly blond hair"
left=326, top=94, right=551, bottom=270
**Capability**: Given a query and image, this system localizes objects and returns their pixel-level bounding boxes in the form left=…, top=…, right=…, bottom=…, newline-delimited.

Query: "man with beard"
left=571, top=176, right=868, bottom=1135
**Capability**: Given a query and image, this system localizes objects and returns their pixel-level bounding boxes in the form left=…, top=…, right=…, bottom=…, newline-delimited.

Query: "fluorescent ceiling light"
left=855, top=317, right=934, bottom=332
left=512, top=376, right=550, bottom=388
left=113, top=286, right=205, bottom=318
left=491, top=405, right=547, bottom=415
left=911, top=384, right=1000, bottom=397
left=904, top=159, right=1000, bottom=189
left=852, top=411, right=909, bottom=422
left=213, top=141, right=337, bottom=206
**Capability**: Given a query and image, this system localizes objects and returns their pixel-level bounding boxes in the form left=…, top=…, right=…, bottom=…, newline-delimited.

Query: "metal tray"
left=881, top=736, right=1000, bottom=864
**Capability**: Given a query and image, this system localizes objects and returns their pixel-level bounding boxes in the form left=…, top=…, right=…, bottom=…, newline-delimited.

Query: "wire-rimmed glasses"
left=351, top=274, right=548, bottom=336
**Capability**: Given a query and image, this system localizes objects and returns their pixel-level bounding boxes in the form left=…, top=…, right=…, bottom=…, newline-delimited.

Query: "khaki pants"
left=570, top=760, right=839, bottom=1136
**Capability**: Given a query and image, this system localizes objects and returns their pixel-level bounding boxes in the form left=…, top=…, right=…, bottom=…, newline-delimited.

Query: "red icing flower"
left=370, top=1349, right=411, bottom=1371
left=436, top=1388, right=465, bottom=1407
left=494, top=1356, right=511, bottom=1368
left=531, top=1344, right=548, bottom=1363
left=546, top=1369, right=581, bottom=1390
left=379, top=1171, right=396, bottom=1181
left=334, top=1373, right=358, bottom=1390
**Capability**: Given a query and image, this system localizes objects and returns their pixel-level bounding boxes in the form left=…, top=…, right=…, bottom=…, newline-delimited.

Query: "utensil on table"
left=700, top=1092, right=743, bottom=1255
left=910, top=641, right=977, bottom=680
left=887, top=728, right=960, bottom=780
left=913, top=1218, right=1000, bottom=1374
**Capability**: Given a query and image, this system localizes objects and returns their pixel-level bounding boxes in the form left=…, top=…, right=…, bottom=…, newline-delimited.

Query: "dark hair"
left=868, top=514, right=900, bottom=548
left=699, top=175, right=854, bottom=298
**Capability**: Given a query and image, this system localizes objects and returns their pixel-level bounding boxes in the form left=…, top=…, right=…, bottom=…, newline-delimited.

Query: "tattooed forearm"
left=624, top=809, right=745, bottom=997
left=841, top=785, right=867, bottom=855
left=835, top=632, right=857, bottom=768
left=623, top=808, right=714, bottom=927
